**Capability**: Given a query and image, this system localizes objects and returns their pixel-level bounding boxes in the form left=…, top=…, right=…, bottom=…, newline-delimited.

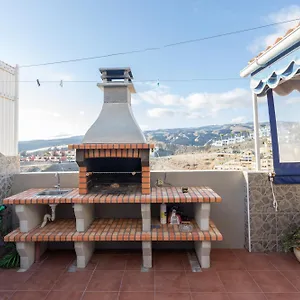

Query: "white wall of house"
left=0, top=60, right=18, bottom=156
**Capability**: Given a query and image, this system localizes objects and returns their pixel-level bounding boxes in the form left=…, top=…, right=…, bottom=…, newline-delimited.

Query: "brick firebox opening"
left=69, top=143, right=153, bottom=195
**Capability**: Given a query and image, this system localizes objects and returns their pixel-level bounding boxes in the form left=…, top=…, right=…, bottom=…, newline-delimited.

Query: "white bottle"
left=160, top=204, right=167, bottom=224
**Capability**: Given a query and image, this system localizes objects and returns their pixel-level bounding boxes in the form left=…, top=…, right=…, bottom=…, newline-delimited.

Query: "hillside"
left=18, top=122, right=263, bottom=153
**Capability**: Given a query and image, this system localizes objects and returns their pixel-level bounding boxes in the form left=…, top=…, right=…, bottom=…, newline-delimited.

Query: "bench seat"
left=5, top=218, right=222, bottom=242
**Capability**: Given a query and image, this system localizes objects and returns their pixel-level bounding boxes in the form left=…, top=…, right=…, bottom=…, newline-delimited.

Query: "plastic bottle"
left=160, top=204, right=167, bottom=224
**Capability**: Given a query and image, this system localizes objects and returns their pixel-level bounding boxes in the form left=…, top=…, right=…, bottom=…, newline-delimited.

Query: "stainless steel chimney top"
left=82, top=67, right=146, bottom=144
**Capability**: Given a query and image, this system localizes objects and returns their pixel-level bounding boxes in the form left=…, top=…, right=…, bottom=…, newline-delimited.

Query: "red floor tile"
left=210, top=249, right=246, bottom=270
left=231, top=249, right=249, bottom=256
left=0, top=270, right=35, bottom=290
left=96, top=254, right=127, bottom=270
left=267, top=254, right=300, bottom=271
left=211, top=250, right=236, bottom=262
left=40, top=254, right=75, bottom=270
left=0, top=291, right=13, bottom=300
left=250, top=271, right=298, bottom=293
left=126, top=254, right=143, bottom=270
left=218, top=270, right=261, bottom=293
left=154, top=252, right=187, bottom=271
left=120, top=271, right=154, bottom=291
left=186, top=271, right=225, bottom=293
left=228, top=293, right=266, bottom=300
left=155, top=271, right=189, bottom=292
left=191, top=293, right=229, bottom=300
left=82, top=292, right=118, bottom=300
left=9, top=291, right=48, bottom=300
left=265, top=293, right=300, bottom=300
left=280, top=270, right=300, bottom=291
left=82, top=255, right=99, bottom=270
left=19, top=269, right=64, bottom=290
left=155, top=292, right=191, bottom=300
left=45, top=291, right=83, bottom=300
left=236, top=254, right=276, bottom=271
left=211, top=259, right=246, bottom=271
left=87, top=270, right=123, bottom=292
left=52, top=270, right=92, bottom=291
left=119, top=292, right=154, bottom=300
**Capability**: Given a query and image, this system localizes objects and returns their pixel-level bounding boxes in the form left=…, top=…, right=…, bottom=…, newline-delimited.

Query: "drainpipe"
left=252, top=93, right=261, bottom=171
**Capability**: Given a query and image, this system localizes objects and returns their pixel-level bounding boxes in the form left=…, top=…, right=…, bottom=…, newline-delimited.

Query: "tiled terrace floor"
left=0, top=249, right=299, bottom=300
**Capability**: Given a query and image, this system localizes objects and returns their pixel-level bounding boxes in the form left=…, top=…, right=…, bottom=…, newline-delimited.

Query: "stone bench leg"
left=15, top=205, right=47, bottom=232
left=195, top=241, right=211, bottom=268
left=194, top=203, right=210, bottom=230
left=74, top=204, right=94, bottom=232
left=75, top=241, right=95, bottom=268
left=16, top=242, right=35, bottom=272
left=142, top=241, right=152, bottom=269
left=141, top=204, right=151, bottom=231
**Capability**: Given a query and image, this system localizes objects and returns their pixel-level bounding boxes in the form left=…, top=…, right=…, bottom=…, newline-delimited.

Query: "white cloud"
left=231, top=116, right=247, bottom=123
left=186, top=88, right=250, bottom=112
left=138, top=85, right=251, bottom=119
left=147, top=108, right=176, bottom=118
left=147, top=107, right=213, bottom=119
left=137, top=88, right=182, bottom=107
left=248, top=5, right=300, bottom=54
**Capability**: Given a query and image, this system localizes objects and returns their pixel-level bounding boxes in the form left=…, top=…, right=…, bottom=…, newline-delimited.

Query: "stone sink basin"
left=35, top=189, right=72, bottom=196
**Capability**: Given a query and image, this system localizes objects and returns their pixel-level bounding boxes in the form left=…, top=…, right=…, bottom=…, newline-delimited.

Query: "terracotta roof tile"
left=248, top=22, right=300, bottom=64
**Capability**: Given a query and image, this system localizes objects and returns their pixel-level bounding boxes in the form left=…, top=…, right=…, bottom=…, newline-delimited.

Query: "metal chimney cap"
left=99, top=67, right=133, bottom=80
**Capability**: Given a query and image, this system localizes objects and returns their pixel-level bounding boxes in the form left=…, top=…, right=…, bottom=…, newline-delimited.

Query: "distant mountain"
left=19, top=136, right=83, bottom=152
left=18, top=123, right=262, bottom=153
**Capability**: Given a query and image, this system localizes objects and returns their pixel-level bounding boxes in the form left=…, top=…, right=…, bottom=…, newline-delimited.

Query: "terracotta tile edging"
left=4, top=218, right=222, bottom=243
left=3, top=187, right=222, bottom=204
left=68, top=143, right=155, bottom=150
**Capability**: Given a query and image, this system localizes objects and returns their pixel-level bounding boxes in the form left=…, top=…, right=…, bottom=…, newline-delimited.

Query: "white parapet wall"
left=0, top=61, right=19, bottom=157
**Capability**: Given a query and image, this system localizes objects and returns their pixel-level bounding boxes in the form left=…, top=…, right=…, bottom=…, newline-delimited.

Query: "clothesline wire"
left=0, top=77, right=247, bottom=83
left=18, top=17, right=300, bottom=68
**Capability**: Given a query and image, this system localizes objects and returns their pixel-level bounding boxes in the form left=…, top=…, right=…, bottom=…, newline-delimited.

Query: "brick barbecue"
left=69, top=68, right=154, bottom=195
left=3, top=67, right=223, bottom=272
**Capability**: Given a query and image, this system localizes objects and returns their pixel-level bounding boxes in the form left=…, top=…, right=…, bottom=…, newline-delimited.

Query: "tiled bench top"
left=5, top=219, right=222, bottom=242
left=4, top=187, right=222, bottom=204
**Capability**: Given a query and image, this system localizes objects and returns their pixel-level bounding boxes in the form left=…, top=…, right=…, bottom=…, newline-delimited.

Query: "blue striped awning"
left=250, top=48, right=300, bottom=97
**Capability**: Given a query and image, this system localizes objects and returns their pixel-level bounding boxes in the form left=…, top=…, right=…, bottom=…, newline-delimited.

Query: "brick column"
left=141, top=166, right=150, bottom=194
left=79, top=166, right=88, bottom=195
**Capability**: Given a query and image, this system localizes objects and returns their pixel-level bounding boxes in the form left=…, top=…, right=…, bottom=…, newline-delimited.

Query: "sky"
left=1, top=0, right=300, bottom=141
